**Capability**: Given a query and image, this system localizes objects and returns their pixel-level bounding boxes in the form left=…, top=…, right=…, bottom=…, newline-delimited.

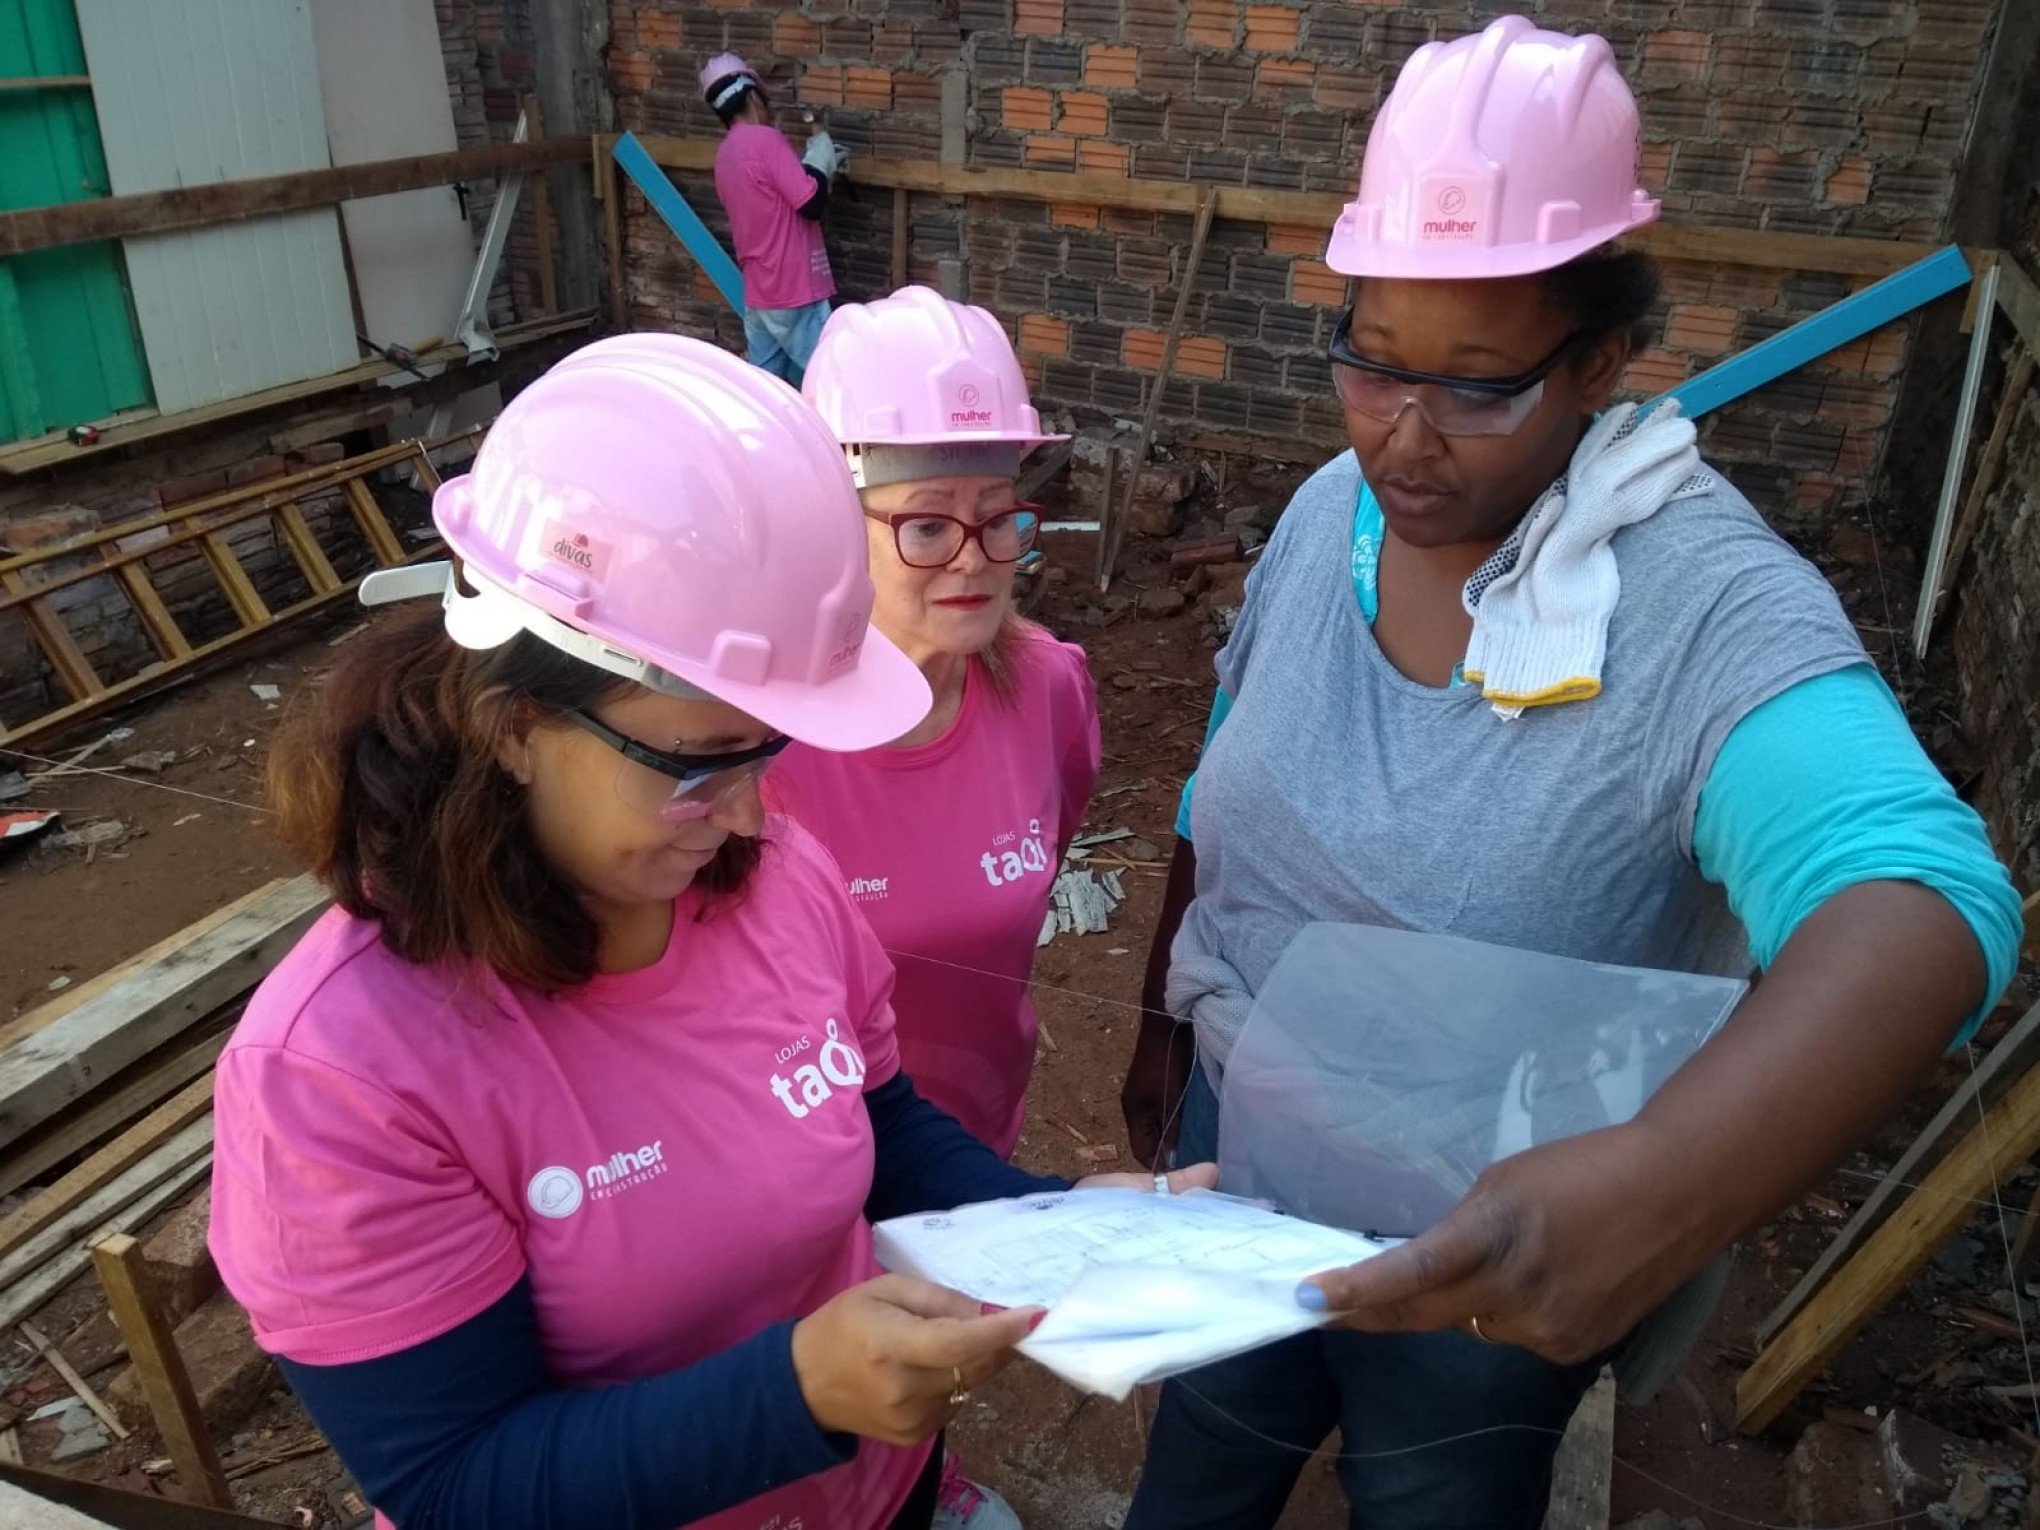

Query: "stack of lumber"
left=0, top=877, right=326, bottom=1328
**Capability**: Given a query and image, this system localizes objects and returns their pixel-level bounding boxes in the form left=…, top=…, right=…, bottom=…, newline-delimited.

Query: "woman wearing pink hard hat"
left=203, top=334, right=1214, bottom=1530
left=773, top=286, right=1102, bottom=1529
left=1121, top=16, right=2018, bottom=1528
left=701, top=52, right=846, bottom=385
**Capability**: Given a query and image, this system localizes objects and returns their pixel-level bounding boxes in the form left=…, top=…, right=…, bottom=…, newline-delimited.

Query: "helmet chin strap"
left=357, top=561, right=714, bottom=701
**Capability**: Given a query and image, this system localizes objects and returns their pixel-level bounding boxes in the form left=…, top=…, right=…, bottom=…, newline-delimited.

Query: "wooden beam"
left=0, top=1031, right=229, bottom=1202
left=114, top=563, right=192, bottom=662
left=1757, top=995, right=2040, bottom=1345
left=18, top=1322, right=128, bottom=1441
left=1541, top=1369, right=1615, bottom=1530
left=344, top=479, right=407, bottom=568
left=525, top=96, right=560, bottom=316
left=0, top=1075, right=214, bottom=1260
left=191, top=529, right=271, bottom=629
left=0, top=572, right=99, bottom=703
left=0, top=137, right=591, bottom=258
left=600, top=137, right=626, bottom=331
left=1996, top=257, right=2040, bottom=358
left=1737, top=1057, right=2040, bottom=1434
left=0, top=877, right=327, bottom=1150
left=273, top=502, right=343, bottom=596
left=891, top=188, right=910, bottom=289
left=0, top=309, right=592, bottom=478
left=92, top=1233, right=235, bottom=1510
left=1937, top=349, right=2035, bottom=614
left=627, top=136, right=1948, bottom=279
left=0, top=1154, right=210, bottom=1335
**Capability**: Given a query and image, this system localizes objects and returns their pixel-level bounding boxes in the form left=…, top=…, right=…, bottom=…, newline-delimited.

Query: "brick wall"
left=609, top=0, right=2004, bottom=526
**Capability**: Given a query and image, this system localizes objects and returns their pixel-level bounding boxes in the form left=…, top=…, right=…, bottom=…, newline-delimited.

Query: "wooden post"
left=524, top=95, right=559, bottom=315
left=597, top=136, right=626, bottom=331
left=891, top=188, right=909, bottom=289
left=91, top=1233, right=234, bottom=1510
left=1737, top=1058, right=2040, bottom=1434
left=1097, top=185, right=1218, bottom=592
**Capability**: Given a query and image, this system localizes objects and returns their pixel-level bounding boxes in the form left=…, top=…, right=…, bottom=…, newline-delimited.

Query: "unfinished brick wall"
left=609, top=0, right=2003, bottom=525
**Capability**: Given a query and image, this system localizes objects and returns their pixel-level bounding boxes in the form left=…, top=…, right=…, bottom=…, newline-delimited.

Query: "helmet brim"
left=664, top=624, right=934, bottom=753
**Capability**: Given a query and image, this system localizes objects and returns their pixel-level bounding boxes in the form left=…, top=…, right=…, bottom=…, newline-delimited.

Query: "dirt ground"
left=0, top=498, right=2032, bottom=1527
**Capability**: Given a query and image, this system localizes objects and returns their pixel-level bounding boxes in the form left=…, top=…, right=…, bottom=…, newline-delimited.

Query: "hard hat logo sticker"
left=539, top=520, right=613, bottom=581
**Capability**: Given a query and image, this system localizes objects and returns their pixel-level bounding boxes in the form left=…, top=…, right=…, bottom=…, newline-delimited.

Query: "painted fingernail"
left=1294, top=1283, right=1328, bottom=1311
left=1027, top=1309, right=1049, bottom=1333
left=980, top=1302, right=1008, bottom=1317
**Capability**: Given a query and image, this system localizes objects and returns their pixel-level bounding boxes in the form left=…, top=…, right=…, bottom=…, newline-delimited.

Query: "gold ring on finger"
left=1469, top=1315, right=1497, bottom=1345
left=949, top=1366, right=969, bottom=1407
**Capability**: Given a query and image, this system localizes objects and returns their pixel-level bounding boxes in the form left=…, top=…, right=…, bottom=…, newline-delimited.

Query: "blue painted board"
left=612, top=131, right=745, bottom=317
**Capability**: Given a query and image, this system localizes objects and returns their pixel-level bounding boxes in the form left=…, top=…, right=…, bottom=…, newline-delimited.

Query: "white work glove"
left=802, top=131, right=848, bottom=181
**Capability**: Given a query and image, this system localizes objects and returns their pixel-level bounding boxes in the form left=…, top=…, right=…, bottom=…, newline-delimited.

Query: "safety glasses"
left=1327, top=307, right=1588, bottom=438
left=561, top=709, right=790, bottom=824
left=865, top=503, right=1043, bottom=570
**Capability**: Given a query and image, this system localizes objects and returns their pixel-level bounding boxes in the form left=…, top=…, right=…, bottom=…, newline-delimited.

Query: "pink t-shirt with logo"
left=208, top=823, right=927, bottom=1530
left=769, top=628, right=1101, bottom=1156
left=713, top=122, right=834, bottom=311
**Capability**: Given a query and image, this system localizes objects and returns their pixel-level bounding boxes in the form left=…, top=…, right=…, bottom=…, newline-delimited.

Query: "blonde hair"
left=974, top=613, right=1044, bottom=706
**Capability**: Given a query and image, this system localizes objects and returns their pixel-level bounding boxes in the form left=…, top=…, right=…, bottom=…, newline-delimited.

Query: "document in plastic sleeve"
left=874, top=1188, right=1392, bottom=1399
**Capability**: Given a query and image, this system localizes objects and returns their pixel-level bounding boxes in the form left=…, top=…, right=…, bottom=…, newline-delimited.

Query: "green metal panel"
left=0, top=0, right=151, bottom=443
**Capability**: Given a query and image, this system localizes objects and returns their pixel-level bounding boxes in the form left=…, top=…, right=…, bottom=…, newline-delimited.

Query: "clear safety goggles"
left=1328, top=306, right=1587, bottom=438
left=561, top=709, right=789, bottom=824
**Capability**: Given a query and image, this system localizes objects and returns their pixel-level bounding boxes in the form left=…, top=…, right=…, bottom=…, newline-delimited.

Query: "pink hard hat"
left=362, top=334, right=928, bottom=752
left=1326, top=15, right=1659, bottom=281
left=699, top=52, right=759, bottom=109
left=802, top=286, right=1067, bottom=484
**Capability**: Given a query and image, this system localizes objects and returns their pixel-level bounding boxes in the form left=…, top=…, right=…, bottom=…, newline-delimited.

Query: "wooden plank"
left=1756, top=994, right=2040, bottom=1345
left=0, top=880, right=289, bottom=1054
left=406, top=441, right=446, bottom=495
left=1996, top=257, right=2040, bottom=356
left=1737, top=1058, right=2040, bottom=1434
left=0, top=137, right=591, bottom=258
left=628, top=136, right=1946, bottom=278
left=1936, top=348, right=2035, bottom=619
left=18, top=1322, right=128, bottom=1441
left=0, top=309, right=592, bottom=478
left=0, top=1156, right=210, bottom=1335
left=1100, top=187, right=1217, bottom=591
left=0, top=1075, right=215, bottom=1261
left=114, top=563, right=191, bottom=661
left=600, top=137, right=626, bottom=330
left=0, top=572, right=99, bottom=702
left=1541, top=1369, right=1615, bottom=1530
left=273, top=503, right=342, bottom=595
left=343, top=479, right=407, bottom=568
left=191, top=532, right=270, bottom=629
left=0, top=877, right=327, bottom=1150
left=0, top=1119, right=213, bottom=1317
left=525, top=95, right=559, bottom=315
left=891, top=187, right=909, bottom=288
left=91, top=1233, right=234, bottom=1510
left=0, top=1031, right=229, bottom=1203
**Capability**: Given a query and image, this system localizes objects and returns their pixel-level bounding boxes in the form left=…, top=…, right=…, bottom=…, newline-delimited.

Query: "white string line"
left=891, top=945, right=2035, bottom=1224
left=0, top=747, right=270, bottom=816
left=1964, top=1037, right=2040, bottom=1437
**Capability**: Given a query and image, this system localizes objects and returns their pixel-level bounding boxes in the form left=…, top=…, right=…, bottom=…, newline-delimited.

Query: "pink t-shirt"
left=769, top=628, right=1101, bottom=1156
left=208, top=822, right=927, bottom=1530
left=714, top=122, right=834, bottom=311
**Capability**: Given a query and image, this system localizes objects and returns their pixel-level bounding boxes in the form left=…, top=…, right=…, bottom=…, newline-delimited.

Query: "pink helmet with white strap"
left=1326, top=15, right=1658, bottom=281
left=802, top=285, right=1067, bottom=486
left=699, top=52, right=760, bottom=111
left=360, top=334, right=928, bottom=752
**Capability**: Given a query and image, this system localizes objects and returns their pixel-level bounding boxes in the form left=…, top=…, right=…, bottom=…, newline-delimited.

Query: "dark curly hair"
left=269, top=603, right=760, bottom=993
left=1540, top=244, right=1661, bottom=353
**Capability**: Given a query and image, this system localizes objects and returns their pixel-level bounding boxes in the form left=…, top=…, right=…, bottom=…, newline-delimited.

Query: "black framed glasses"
left=1327, top=306, right=1589, bottom=437
left=561, top=709, right=790, bottom=824
left=865, top=504, right=1043, bottom=569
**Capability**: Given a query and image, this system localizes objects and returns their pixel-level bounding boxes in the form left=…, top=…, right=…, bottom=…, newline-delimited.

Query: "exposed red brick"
left=1291, top=259, right=1345, bottom=307
left=1186, top=0, right=1239, bottom=49
left=1176, top=335, right=1228, bottom=379
left=775, top=14, right=823, bottom=56
left=1639, top=141, right=1672, bottom=192
left=1313, top=63, right=1371, bottom=111
left=1123, top=328, right=1167, bottom=370
left=1060, top=91, right=1109, bottom=136
left=1242, top=5, right=1299, bottom=52
left=1081, top=140, right=1133, bottom=176
left=1825, top=154, right=1873, bottom=205
left=1257, top=55, right=1315, bottom=99
left=798, top=65, right=845, bottom=107
left=1643, top=28, right=1712, bottom=83
left=1019, top=314, right=1072, bottom=355
left=611, top=50, right=655, bottom=94
left=1664, top=304, right=1739, bottom=355
left=1003, top=86, right=1055, bottom=132
left=1025, top=133, right=1078, bottom=169
left=636, top=11, right=681, bottom=50
left=1084, top=44, right=1138, bottom=90
left=1016, top=0, right=1063, bottom=35
left=1266, top=222, right=1322, bottom=257
left=1051, top=203, right=1100, bottom=228
left=1623, top=349, right=1691, bottom=395
left=844, top=67, right=893, bottom=110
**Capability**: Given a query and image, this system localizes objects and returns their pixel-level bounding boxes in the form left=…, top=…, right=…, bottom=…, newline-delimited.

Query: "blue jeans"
left=1127, top=1065, right=1603, bottom=1530
left=743, top=298, right=831, bottom=385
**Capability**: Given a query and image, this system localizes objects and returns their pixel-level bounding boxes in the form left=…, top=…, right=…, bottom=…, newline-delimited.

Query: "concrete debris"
left=1038, top=868, right=1126, bottom=947
left=249, top=683, right=282, bottom=702
left=49, top=821, right=126, bottom=851
left=117, top=750, right=178, bottom=774
left=0, top=773, right=26, bottom=803
left=45, top=976, right=68, bottom=993
left=1137, top=587, right=1188, bottom=618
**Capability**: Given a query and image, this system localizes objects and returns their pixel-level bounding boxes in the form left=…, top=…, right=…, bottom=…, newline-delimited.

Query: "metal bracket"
left=452, top=108, right=533, bottom=362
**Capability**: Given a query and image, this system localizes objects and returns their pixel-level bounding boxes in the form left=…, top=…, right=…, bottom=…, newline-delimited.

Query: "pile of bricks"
left=608, top=0, right=2001, bottom=527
